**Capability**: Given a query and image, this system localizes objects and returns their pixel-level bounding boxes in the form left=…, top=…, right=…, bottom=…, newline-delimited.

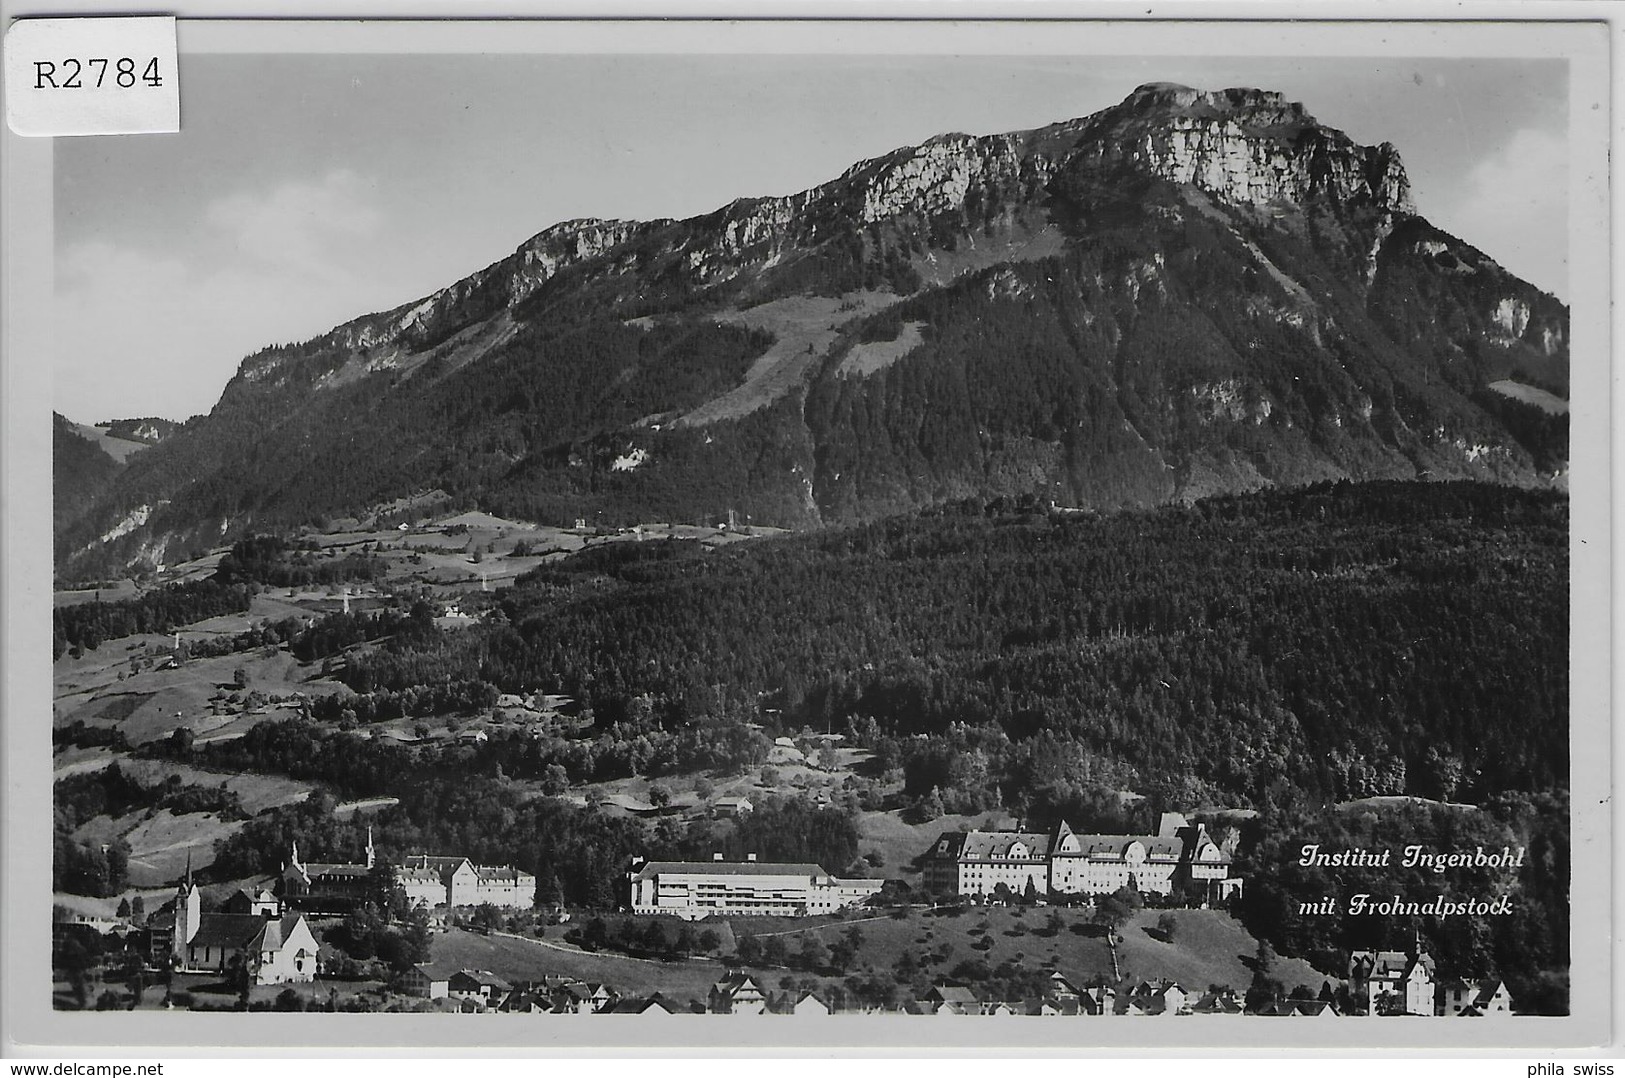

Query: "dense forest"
left=52, top=534, right=395, bottom=657
left=338, top=480, right=1566, bottom=810
left=57, top=479, right=1570, bottom=1010
left=53, top=413, right=122, bottom=541
left=53, top=578, right=254, bottom=657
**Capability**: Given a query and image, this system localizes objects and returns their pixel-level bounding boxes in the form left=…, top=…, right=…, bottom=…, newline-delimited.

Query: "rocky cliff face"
left=1062, top=83, right=1414, bottom=213
left=59, top=83, right=1570, bottom=580
left=233, top=83, right=1419, bottom=392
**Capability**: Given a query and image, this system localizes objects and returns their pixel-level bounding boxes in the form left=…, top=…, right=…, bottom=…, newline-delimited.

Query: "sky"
left=54, top=53, right=1569, bottom=423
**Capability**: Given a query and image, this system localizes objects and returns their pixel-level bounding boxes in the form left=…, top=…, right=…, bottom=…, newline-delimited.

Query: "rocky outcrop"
left=228, top=82, right=1422, bottom=394
left=61, top=82, right=1567, bottom=582
left=1063, top=83, right=1414, bottom=214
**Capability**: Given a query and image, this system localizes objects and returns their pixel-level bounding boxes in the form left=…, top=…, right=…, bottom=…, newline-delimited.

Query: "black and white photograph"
left=3, top=11, right=1611, bottom=1055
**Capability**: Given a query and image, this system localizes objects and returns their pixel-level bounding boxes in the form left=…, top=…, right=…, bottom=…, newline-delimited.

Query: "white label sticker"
left=4, top=16, right=178, bottom=136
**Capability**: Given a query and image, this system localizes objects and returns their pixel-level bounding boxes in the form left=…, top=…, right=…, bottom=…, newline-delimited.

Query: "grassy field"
left=423, top=905, right=1329, bottom=1009
left=724, top=905, right=1328, bottom=997
left=856, top=811, right=1010, bottom=881
left=428, top=927, right=737, bottom=1004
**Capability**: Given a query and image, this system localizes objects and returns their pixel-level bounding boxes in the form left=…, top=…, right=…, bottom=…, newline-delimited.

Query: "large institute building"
left=281, top=832, right=536, bottom=911
left=628, top=855, right=884, bottom=919
left=921, top=814, right=1242, bottom=903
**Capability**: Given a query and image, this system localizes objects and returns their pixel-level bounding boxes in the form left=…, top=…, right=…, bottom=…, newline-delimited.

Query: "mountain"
left=55, top=83, right=1569, bottom=581
left=54, top=413, right=124, bottom=540
left=99, top=416, right=181, bottom=448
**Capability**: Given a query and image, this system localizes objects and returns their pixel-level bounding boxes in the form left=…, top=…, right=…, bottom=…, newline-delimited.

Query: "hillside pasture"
left=727, top=906, right=1328, bottom=999
left=429, top=927, right=732, bottom=1004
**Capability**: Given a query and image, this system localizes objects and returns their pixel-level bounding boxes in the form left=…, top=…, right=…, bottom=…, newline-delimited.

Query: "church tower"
left=172, top=854, right=202, bottom=963
left=365, top=827, right=375, bottom=870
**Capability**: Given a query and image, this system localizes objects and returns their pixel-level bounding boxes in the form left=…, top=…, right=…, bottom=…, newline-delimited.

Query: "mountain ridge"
left=55, top=83, right=1569, bottom=581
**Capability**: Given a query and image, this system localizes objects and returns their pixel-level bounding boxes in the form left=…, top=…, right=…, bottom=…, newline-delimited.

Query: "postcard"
left=2, top=9, right=1611, bottom=1053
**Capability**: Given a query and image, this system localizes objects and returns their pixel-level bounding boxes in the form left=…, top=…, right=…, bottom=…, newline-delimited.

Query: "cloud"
left=1440, top=126, right=1568, bottom=301
left=55, top=170, right=408, bottom=421
left=204, top=169, right=382, bottom=281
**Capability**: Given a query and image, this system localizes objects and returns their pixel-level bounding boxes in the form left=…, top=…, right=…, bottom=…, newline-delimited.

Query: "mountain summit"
left=58, top=84, right=1568, bottom=580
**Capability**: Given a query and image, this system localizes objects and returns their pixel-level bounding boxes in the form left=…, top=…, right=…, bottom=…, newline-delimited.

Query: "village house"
left=1348, top=932, right=1438, bottom=1016
left=447, top=969, right=511, bottom=1007
left=911, top=985, right=981, bottom=1015
left=551, top=980, right=617, bottom=1014
left=711, top=795, right=754, bottom=818
left=403, top=961, right=458, bottom=999
left=1191, top=988, right=1246, bottom=1016
left=773, top=990, right=832, bottom=1016
left=603, top=994, right=685, bottom=1015
left=708, top=971, right=770, bottom=1014
left=1436, top=978, right=1514, bottom=1017
left=627, top=854, right=882, bottom=919
left=1254, top=998, right=1340, bottom=1018
left=1125, top=980, right=1189, bottom=1017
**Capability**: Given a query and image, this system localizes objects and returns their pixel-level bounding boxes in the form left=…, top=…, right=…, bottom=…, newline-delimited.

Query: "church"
left=168, top=867, right=319, bottom=985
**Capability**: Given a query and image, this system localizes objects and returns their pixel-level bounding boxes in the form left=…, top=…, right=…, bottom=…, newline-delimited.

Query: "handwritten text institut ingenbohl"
left=1293, top=844, right=1525, bottom=917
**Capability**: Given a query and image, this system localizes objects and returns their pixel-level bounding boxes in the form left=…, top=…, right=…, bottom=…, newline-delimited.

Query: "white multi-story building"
left=922, top=813, right=1241, bottom=902
left=627, top=854, right=883, bottom=920
left=394, top=853, right=536, bottom=910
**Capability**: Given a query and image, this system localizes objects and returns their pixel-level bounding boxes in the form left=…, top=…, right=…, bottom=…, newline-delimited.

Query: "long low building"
left=628, top=855, right=883, bottom=919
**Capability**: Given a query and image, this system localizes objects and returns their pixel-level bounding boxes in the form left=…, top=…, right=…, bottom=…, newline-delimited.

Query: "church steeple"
left=365, top=827, right=375, bottom=870
left=172, top=855, right=202, bottom=959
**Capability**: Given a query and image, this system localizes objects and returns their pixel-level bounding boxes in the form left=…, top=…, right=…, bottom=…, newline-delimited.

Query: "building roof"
left=448, top=968, right=512, bottom=991
left=1351, top=948, right=1435, bottom=981
left=300, top=862, right=373, bottom=877
left=411, top=961, right=462, bottom=982
left=187, top=913, right=278, bottom=951
left=712, top=973, right=768, bottom=1001
left=1065, top=835, right=1184, bottom=862
left=631, top=860, right=829, bottom=880
left=606, top=995, right=680, bottom=1014
left=922, top=985, right=979, bottom=1005
left=474, top=864, right=535, bottom=883
left=956, top=831, right=1051, bottom=862
left=928, top=821, right=1195, bottom=864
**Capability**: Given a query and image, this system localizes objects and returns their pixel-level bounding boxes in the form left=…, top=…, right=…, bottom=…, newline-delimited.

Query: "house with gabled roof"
left=773, top=989, right=832, bottom=1016
left=1349, top=932, right=1436, bottom=1015
left=447, top=968, right=511, bottom=1006
left=403, top=960, right=459, bottom=999
left=1079, top=985, right=1117, bottom=1016
left=543, top=980, right=617, bottom=1014
left=605, top=994, right=684, bottom=1015
left=915, top=985, right=980, bottom=1015
left=1437, top=977, right=1513, bottom=1017
left=1191, top=988, right=1245, bottom=1015
left=709, top=971, right=771, bottom=1014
